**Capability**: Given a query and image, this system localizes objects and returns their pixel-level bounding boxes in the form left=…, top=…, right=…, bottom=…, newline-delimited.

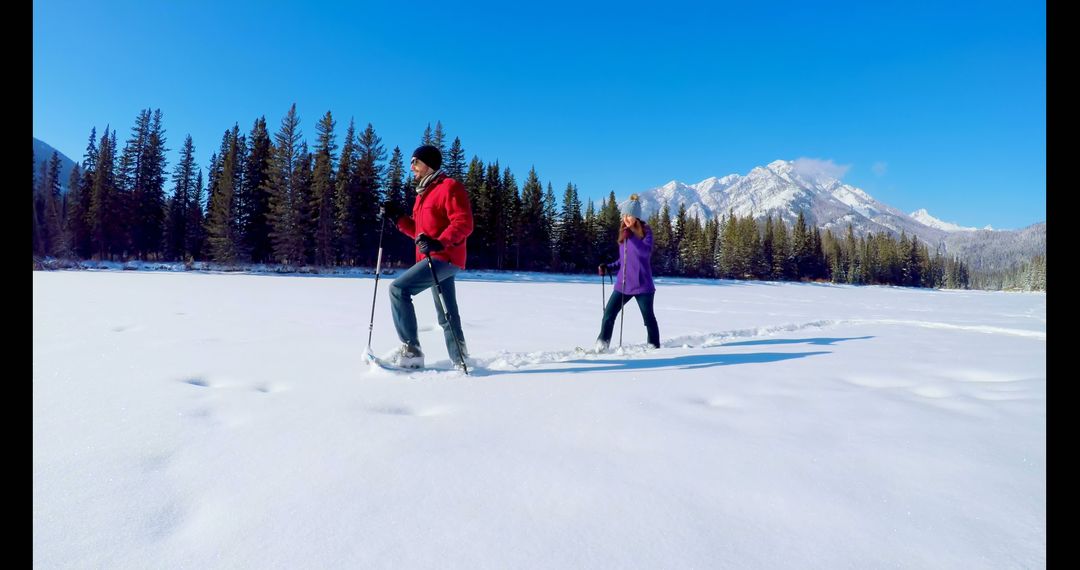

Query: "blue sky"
left=34, top=0, right=1045, bottom=229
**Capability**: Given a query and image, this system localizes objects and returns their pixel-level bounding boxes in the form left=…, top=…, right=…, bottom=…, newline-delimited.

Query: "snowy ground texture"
left=33, top=269, right=1045, bottom=569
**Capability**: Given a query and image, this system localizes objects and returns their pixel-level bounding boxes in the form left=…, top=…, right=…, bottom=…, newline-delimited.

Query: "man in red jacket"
left=382, top=145, right=474, bottom=368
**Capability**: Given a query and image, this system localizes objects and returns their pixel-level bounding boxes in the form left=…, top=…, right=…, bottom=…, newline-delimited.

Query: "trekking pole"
left=425, top=252, right=469, bottom=375
left=618, top=239, right=627, bottom=348
left=601, top=265, right=606, bottom=312
left=363, top=207, right=388, bottom=360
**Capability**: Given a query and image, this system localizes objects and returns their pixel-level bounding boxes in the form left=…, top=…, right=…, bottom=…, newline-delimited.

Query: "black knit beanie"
left=411, top=145, right=442, bottom=170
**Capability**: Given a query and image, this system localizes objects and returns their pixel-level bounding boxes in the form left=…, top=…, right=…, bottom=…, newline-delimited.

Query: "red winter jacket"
left=396, top=173, right=474, bottom=269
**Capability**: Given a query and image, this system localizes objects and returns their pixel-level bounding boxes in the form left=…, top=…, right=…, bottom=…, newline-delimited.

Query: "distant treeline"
left=34, top=104, right=999, bottom=290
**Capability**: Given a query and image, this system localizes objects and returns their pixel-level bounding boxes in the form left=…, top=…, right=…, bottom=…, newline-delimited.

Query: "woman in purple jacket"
left=596, top=194, right=660, bottom=351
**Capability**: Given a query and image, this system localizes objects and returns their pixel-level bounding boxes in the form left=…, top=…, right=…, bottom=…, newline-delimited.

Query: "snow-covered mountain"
left=624, top=159, right=1008, bottom=245
left=909, top=209, right=990, bottom=232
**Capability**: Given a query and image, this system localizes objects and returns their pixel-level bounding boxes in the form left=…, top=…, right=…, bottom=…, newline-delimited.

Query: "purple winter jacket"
left=606, top=223, right=656, bottom=295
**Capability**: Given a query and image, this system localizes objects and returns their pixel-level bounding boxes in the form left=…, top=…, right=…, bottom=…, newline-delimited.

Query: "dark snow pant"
left=389, top=258, right=467, bottom=363
left=598, top=291, right=660, bottom=347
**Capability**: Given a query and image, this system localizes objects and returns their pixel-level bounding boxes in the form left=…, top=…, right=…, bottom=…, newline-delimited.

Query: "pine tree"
left=597, top=191, right=622, bottom=266
left=265, top=104, right=306, bottom=265
left=584, top=198, right=597, bottom=270
left=333, top=120, right=358, bottom=264
left=823, top=229, right=842, bottom=283
left=503, top=167, right=520, bottom=269
left=910, top=235, right=930, bottom=287
left=88, top=127, right=118, bottom=259
left=556, top=183, right=585, bottom=271
left=518, top=167, right=549, bottom=270
left=108, top=129, right=123, bottom=257
left=311, top=111, right=338, bottom=266
left=773, top=215, right=793, bottom=280
left=745, top=215, right=766, bottom=279
left=33, top=155, right=48, bottom=256
left=543, top=182, right=558, bottom=268
left=227, top=130, right=248, bottom=260
left=462, top=156, right=487, bottom=267
left=432, top=121, right=446, bottom=157
left=792, top=210, right=811, bottom=280
left=863, top=233, right=878, bottom=284
left=869, top=234, right=882, bottom=284
left=206, top=126, right=241, bottom=263
left=295, top=142, right=315, bottom=264
left=762, top=216, right=775, bottom=279
left=33, top=152, right=42, bottom=258
left=724, top=211, right=750, bottom=279
left=486, top=162, right=507, bottom=268
left=244, top=117, right=273, bottom=262
left=652, top=203, right=673, bottom=275
left=1030, top=254, right=1046, bottom=291
left=809, top=226, right=824, bottom=281
left=187, top=169, right=206, bottom=260
left=42, top=152, right=65, bottom=256
left=354, top=123, right=386, bottom=265
left=382, top=146, right=409, bottom=266
left=672, top=203, right=688, bottom=274
left=134, top=109, right=168, bottom=259
left=703, top=216, right=720, bottom=278
left=844, top=224, right=859, bottom=283
left=881, top=233, right=897, bottom=284
left=677, top=213, right=702, bottom=276
left=711, top=213, right=723, bottom=277
left=948, top=253, right=963, bottom=289
left=62, top=164, right=82, bottom=258
left=70, top=128, right=98, bottom=259
left=700, top=216, right=718, bottom=277
left=204, top=150, right=220, bottom=241
left=474, top=159, right=496, bottom=266
left=717, top=211, right=736, bottom=278
left=445, top=137, right=466, bottom=182
left=114, top=108, right=169, bottom=259
left=165, top=135, right=197, bottom=260
left=824, top=226, right=841, bottom=283
left=117, top=110, right=151, bottom=257
left=927, top=247, right=945, bottom=289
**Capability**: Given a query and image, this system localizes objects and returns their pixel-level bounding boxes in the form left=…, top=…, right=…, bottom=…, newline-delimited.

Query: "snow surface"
left=33, top=269, right=1045, bottom=568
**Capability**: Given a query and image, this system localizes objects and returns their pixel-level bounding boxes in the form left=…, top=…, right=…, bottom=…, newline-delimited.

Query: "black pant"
left=598, top=291, right=660, bottom=347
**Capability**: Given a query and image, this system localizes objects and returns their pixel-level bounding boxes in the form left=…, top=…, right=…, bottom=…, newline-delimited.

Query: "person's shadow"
left=469, top=336, right=873, bottom=376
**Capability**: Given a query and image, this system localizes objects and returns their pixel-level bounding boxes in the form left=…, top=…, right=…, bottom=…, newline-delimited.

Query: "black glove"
left=416, top=233, right=445, bottom=255
left=382, top=201, right=407, bottom=221
left=598, top=264, right=608, bottom=276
